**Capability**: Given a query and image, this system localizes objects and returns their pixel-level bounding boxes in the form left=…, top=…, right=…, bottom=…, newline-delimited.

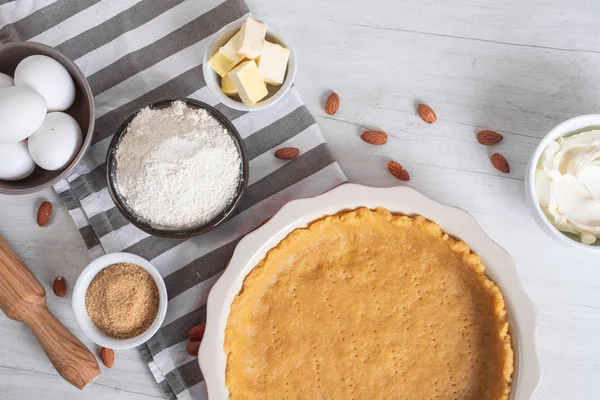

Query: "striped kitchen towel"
left=0, top=1, right=347, bottom=399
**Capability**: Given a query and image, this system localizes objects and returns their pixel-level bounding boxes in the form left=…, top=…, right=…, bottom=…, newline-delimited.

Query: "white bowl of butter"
left=525, top=114, right=600, bottom=251
left=203, top=17, right=297, bottom=112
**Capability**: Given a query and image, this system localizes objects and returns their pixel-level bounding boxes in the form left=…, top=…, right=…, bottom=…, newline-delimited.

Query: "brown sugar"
left=85, top=262, right=159, bottom=339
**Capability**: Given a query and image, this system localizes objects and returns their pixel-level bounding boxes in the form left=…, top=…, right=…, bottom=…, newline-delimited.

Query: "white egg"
left=14, top=55, right=76, bottom=112
left=28, top=112, right=83, bottom=171
left=0, top=140, right=36, bottom=181
left=0, top=72, right=13, bottom=88
left=0, top=86, right=47, bottom=144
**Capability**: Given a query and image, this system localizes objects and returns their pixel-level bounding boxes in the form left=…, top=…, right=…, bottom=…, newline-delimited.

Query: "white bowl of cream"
left=525, top=114, right=600, bottom=251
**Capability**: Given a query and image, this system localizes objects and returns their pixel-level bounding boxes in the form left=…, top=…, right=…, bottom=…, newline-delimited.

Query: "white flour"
left=115, top=101, right=242, bottom=228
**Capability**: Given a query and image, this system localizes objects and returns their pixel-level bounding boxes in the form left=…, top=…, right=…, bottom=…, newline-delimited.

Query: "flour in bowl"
left=115, top=101, right=242, bottom=228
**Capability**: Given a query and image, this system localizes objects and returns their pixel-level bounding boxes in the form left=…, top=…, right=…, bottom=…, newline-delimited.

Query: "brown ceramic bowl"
left=0, top=42, right=94, bottom=195
left=106, top=99, right=249, bottom=239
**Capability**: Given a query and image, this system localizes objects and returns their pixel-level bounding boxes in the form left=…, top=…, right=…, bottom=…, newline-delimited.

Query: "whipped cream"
left=535, top=129, right=600, bottom=244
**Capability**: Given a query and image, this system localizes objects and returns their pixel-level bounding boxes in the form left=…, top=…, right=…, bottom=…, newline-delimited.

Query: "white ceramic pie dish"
left=199, top=184, right=540, bottom=399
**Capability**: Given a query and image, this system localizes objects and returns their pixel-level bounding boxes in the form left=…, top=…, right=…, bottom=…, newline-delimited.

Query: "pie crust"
left=225, top=207, right=514, bottom=399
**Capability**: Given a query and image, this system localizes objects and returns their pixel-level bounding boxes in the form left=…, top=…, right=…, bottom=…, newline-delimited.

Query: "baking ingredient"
left=490, top=153, right=510, bottom=173
left=217, top=32, right=244, bottom=64
left=100, top=348, right=114, bottom=368
left=387, top=161, right=410, bottom=181
left=228, top=60, right=268, bottom=105
left=0, top=141, right=36, bottom=181
left=86, top=263, right=159, bottom=339
left=37, top=201, right=53, bottom=227
left=188, top=325, right=206, bottom=341
left=418, top=103, right=437, bottom=124
left=115, top=101, right=241, bottom=228
left=186, top=341, right=200, bottom=356
left=14, top=55, right=75, bottom=112
left=225, top=208, right=513, bottom=400
left=221, top=74, right=238, bottom=95
left=208, top=18, right=290, bottom=103
left=238, top=17, right=267, bottom=59
left=274, top=147, right=299, bottom=160
left=360, top=130, right=387, bottom=145
left=477, top=130, right=504, bottom=145
left=28, top=112, right=82, bottom=171
left=0, top=72, right=13, bottom=88
left=325, top=92, right=339, bottom=115
left=208, top=32, right=244, bottom=77
left=53, top=276, right=66, bottom=297
left=535, top=129, right=600, bottom=244
left=257, top=41, right=290, bottom=85
left=208, top=50, right=239, bottom=78
left=0, top=86, right=47, bottom=144
left=258, top=216, right=272, bottom=228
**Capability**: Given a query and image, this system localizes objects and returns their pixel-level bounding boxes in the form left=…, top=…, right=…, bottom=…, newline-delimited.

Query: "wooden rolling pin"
left=0, top=235, right=100, bottom=389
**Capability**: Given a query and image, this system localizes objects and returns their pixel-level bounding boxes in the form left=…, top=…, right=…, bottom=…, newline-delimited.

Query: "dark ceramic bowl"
left=106, top=98, right=249, bottom=239
left=0, top=41, right=94, bottom=195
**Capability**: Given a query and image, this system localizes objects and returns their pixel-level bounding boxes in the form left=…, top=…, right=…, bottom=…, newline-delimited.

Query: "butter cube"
left=238, top=18, right=267, bottom=59
left=221, top=74, right=238, bottom=95
left=208, top=52, right=237, bottom=77
left=219, top=32, right=243, bottom=62
left=227, top=60, right=268, bottom=105
left=208, top=32, right=244, bottom=77
left=257, top=41, right=290, bottom=85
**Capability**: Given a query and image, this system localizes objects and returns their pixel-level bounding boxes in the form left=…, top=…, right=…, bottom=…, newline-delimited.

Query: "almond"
left=53, top=277, right=67, bottom=297
left=186, top=341, right=200, bottom=357
left=275, top=147, right=299, bottom=160
left=259, top=217, right=272, bottom=228
left=477, top=130, right=504, bottom=146
left=325, top=92, right=339, bottom=115
left=387, top=161, right=410, bottom=181
left=37, top=201, right=53, bottom=227
left=360, top=130, right=388, bottom=145
left=490, top=153, right=510, bottom=173
left=188, top=325, right=206, bottom=342
left=101, top=347, right=114, bottom=368
left=417, top=104, right=437, bottom=124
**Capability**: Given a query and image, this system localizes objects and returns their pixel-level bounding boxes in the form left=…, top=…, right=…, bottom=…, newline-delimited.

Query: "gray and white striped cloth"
left=0, top=1, right=346, bottom=398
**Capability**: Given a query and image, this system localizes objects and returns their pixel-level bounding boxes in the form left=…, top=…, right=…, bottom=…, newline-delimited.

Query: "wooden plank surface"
left=2, top=0, right=600, bottom=399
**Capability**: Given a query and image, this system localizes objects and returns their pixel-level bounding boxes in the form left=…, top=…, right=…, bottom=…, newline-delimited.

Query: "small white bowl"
left=72, top=252, right=168, bottom=350
left=202, top=17, right=297, bottom=112
left=524, top=114, right=600, bottom=253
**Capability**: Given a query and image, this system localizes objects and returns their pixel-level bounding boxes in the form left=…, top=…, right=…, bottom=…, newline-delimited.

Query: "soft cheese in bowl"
left=106, top=99, right=249, bottom=239
left=535, top=130, right=600, bottom=244
left=525, top=114, right=600, bottom=251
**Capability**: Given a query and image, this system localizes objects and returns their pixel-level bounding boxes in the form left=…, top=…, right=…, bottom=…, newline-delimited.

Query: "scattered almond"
left=100, top=347, right=114, bottom=368
left=417, top=104, right=437, bottom=124
left=477, top=130, right=504, bottom=146
left=324, top=92, right=339, bottom=115
left=490, top=153, right=510, bottom=173
left=37, top=201, right=53, bottom=227
left=259, top=217, right=272, bottom=228
left=387, top=161, right=410, bottom=181
left=186, top=341, right=200, bottom=357
left=188, top=325, right=206, bottom=342
left=52, top=277, right=67, bottom=297
left=275, top=147, right=299, bottom=160
left=360, top=130, right=388, bottom=145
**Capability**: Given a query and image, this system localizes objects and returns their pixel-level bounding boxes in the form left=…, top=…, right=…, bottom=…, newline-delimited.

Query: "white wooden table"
left=2, top=0, right=600, bottom=399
